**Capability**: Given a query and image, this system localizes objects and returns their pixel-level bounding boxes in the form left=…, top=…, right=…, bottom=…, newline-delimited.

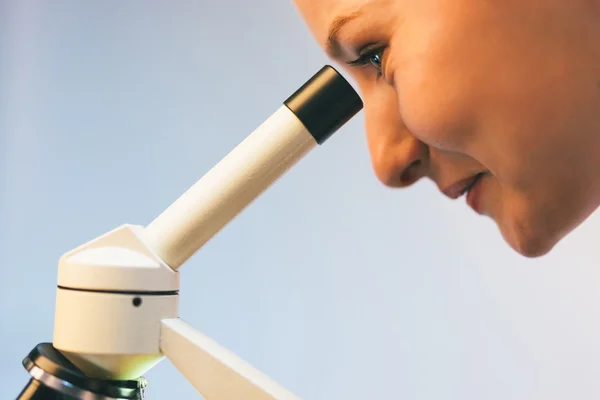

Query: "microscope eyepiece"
left=284, top=65, right=363, bottom=144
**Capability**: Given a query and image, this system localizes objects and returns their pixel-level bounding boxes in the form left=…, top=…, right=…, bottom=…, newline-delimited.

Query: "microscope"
left=15, top=65, right=363, bottom=399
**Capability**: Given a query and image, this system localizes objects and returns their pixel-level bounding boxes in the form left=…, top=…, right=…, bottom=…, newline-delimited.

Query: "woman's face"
left=294, top=0, right=600, bottom=257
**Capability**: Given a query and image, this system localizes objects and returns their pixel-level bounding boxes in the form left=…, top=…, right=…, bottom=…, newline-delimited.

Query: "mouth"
left=463, top=173, right=485, bottom=196
left=442, top=172, right=486, bottom=200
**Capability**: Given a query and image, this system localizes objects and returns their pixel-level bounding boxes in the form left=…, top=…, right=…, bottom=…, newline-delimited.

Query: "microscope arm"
left=160, top=318, right=301, bottom=400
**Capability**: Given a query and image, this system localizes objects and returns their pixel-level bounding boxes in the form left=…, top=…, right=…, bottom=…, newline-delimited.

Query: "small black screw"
left=132, top=297, right=142, bottom=307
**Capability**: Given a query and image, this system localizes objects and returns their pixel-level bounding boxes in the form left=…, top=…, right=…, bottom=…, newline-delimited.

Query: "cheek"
left=390, top=26, right=482, bottom=154
left=391, top=1, right=594, bottom=179
left=393, top=64, right=478, bottom=153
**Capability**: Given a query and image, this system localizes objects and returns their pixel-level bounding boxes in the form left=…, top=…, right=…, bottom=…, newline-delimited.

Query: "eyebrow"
left=325, top=9, right=364, bottom=57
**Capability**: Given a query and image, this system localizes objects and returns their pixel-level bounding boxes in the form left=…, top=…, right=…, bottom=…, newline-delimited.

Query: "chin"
left=498, top=215, right=563, bottom=258
left=497, top=195, right=600, bottom=258
left=505, top=232, right=556, bottom=258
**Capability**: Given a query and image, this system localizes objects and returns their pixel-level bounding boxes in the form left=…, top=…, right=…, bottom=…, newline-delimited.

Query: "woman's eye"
left=347, top=46, right=386, bottom=76
left=369, top=51, right=383, bottom=72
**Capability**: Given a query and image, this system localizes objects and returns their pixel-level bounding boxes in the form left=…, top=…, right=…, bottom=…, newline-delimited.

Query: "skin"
left=293, top=0, right=600, bottom=257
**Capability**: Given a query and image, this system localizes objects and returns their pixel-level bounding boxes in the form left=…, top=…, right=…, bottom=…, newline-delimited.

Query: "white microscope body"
left=20, top=65, right=363, bottom=400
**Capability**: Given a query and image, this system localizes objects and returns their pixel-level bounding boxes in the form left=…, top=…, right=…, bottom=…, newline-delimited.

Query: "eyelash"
left=346, top=45, right=387, bottom=76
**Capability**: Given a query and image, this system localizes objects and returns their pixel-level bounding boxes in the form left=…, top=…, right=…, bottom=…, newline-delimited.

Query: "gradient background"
left=2, top=1, right=600, bottom=399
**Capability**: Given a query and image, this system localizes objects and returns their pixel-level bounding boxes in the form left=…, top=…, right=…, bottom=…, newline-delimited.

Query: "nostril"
left=399, top=160, right=422, bottom=186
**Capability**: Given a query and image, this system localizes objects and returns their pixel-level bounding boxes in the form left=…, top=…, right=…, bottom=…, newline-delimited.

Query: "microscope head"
left=54, top=224, right=178, bottom=380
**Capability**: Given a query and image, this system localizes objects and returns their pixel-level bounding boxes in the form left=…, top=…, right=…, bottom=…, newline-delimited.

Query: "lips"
left=442, top=173, right=485, bottom=200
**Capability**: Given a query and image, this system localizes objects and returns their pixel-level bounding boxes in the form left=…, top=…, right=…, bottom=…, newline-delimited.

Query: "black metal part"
left=17, top=343, right=147, bottom=399
left=17, top=378, right=64, bottom=400
left=57, top=285, right=178, bottom=296
left=284, top=65, right=363, bottom=145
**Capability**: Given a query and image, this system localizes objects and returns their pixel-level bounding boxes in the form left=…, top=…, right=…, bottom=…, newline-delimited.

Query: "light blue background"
left=2, top=1, right=600, bottom=399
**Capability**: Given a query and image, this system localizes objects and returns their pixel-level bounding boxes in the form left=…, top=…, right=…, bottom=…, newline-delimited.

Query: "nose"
left=364, top=87, right=429, bottom=188
left=370, top=135, right=428, bottom=187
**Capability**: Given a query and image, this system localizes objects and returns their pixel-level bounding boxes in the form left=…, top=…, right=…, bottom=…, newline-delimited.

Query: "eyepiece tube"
left=143, top=65, right=363, bottom=269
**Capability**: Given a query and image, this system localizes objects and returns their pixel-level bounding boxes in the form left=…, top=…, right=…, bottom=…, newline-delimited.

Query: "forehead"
left=293, top=0, right=375, bottom=45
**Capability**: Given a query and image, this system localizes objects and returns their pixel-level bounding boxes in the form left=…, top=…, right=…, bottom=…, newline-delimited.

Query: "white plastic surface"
left=54, top=289, right=179, bottom=380
left=57, top=224, right=179, bottom=292
left=143, top=105, right=316, bottom=269
left=160, top=318, right=302, bottom=400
